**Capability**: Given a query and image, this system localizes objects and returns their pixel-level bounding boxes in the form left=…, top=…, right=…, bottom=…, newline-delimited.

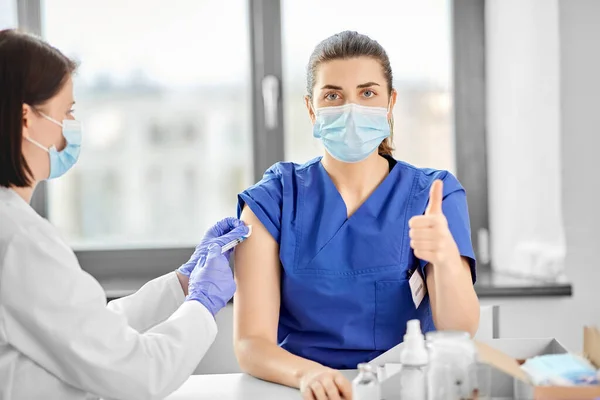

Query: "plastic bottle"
left=399, top=319, right=428, bottom=400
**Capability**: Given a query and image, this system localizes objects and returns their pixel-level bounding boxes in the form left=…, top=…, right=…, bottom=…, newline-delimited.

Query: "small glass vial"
left=352, top=363, right=381, bottom=400
left=426, top=331, right=478, bottom=400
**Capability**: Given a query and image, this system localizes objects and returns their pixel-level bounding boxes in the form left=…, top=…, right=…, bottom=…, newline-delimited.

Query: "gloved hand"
left=178, top=217, right=249, bottom=277
left=186, top=244, right=236, bottom=316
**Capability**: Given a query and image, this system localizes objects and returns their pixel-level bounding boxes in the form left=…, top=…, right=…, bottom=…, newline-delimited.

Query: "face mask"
left=312, top=103, right=391, bottom=163
left=521, top=353, right=599, bottom=386
left=25, top=112, right=82, bottom=180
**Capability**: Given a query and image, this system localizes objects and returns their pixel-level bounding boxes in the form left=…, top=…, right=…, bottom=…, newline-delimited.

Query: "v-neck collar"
left=317, top=156, right=402, bottom=221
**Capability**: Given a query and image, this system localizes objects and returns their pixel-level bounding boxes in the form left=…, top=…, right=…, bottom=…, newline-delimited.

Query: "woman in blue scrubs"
left=233, top=31, right=480, bottom=400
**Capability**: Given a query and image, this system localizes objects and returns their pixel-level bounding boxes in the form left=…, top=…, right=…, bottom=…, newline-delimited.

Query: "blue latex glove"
left=186, top=244, right=236, bottom=316
left=178, top=217, right=249, bottom=277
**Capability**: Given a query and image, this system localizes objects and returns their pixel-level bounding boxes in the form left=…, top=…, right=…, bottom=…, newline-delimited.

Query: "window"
left=19, top=0, right=488, bottom=287
left=0, top=0, right=17, bottom=29
left=282, top=0, right=455, bottom=173
left=42, top=0, right=253, bottom=249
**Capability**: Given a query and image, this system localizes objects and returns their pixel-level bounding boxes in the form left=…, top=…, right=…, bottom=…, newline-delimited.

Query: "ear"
left=304, top=95, right=316, bottom=124
left=387, top=89, right=398, bottom=120
left=22, top=104, right=33, bottom=138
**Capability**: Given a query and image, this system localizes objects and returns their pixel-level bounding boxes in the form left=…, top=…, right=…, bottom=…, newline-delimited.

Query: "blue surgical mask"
left=521, top=353, right=599, bottom=386
left=25, top=113, right=82, bottom=180
left=312, top=103, right=391, bottom=163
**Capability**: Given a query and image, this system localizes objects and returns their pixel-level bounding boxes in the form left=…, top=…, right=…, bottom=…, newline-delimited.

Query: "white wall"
left=483, top=0, right=600, bottom=351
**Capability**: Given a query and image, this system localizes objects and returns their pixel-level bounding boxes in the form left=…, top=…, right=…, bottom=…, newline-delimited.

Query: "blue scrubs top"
left=237, top=156, right=476, bottom=370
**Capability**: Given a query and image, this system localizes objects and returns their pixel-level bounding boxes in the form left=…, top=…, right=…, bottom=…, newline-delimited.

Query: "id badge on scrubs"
left=408, top=268, right=426, bottom=308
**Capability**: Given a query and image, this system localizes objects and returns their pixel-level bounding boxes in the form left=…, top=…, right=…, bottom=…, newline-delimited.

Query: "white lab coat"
left=0, top=187, right=217, bottom=400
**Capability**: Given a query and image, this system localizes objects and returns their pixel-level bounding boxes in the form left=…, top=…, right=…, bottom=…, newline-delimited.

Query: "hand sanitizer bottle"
left=399, top=319, right=428, bottom=400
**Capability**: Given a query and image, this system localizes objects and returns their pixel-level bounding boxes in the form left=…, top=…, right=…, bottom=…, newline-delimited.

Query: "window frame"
left=18, top=0, right=490, bottom=296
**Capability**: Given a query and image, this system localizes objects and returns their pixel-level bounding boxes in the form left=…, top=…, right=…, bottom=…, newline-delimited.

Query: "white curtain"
left=486, top=0, right=567, bottom=281
left=0, top=0, right=18, bottom=29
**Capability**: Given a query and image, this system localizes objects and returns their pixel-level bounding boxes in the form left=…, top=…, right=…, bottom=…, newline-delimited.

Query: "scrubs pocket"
left=374, top=280, right=417, bottom=351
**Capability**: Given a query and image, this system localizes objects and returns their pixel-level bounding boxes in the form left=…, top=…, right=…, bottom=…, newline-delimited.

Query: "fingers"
left=310, top=381, right=327, bottom=400
left=413, top=249, right=436, bottom=263
left=410, top=240, right=438, bottom=251
left=303, top=389, right=315, bottom=400
left=334, top=375, right=353, bottom=400
left=212, top=225, right=250, bottom=247
left=198, top=244, right=230, bottom=272
left=409, top=227, right=446, bottom=241
left=322, top=377, right=342, bottom=400
left=216, top=217, right=245, bottom=234
left=302, top=370, right=349, bottom=400
left=410, top=213, right=460, bottom=266
left=206, top=217, right=246, bottom=239
left=409, top=215, right=446, bottom=229
left=206, top=243, right=222, bottom=258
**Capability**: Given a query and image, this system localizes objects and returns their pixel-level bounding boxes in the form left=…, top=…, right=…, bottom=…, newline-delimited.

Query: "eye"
left=362, top=90, right=375, bottom=98
left=325, top=92, right=340, bottom=101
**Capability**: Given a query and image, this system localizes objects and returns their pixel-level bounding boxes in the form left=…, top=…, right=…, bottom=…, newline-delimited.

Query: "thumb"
left=213, top=224, right=250, bottom=246
left=426, top=180, right=444, bottom=215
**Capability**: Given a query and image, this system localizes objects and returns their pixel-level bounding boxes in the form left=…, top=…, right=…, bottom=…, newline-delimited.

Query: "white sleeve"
left=0, top=229, right=217, bottom=400
left=107, top=272, right=185, bottom=333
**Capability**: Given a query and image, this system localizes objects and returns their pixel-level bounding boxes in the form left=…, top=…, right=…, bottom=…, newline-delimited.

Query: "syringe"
left=221, top=225, right=253, bottom=254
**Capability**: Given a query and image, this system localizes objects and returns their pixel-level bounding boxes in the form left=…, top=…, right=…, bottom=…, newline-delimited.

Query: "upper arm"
left=233, top=205, right=281, bottom=345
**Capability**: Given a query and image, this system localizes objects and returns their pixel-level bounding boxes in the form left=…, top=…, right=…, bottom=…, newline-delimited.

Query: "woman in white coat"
left=0, top=30, right=250, bottom=399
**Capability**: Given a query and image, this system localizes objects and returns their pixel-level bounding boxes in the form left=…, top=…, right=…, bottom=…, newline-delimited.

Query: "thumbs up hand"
left=409, top=180, right=461, bottom=268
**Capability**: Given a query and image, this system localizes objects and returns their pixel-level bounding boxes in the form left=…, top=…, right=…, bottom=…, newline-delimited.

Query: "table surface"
left=165, top=371, right=359, bottom=400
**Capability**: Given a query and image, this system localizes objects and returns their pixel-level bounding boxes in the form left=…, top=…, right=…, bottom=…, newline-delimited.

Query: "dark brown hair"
left=306, top=31, right=395, bottom=157
left=0, top=29, right=77, bottom=188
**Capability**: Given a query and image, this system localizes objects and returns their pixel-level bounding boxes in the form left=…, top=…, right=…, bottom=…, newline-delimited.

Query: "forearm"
left=176, top=271, right=189, bottom=296
left=236, top=337, right=323, bottom=388
left=107, top=272, right=185, bottom=333
left=428, top=257, right=479, bottom=336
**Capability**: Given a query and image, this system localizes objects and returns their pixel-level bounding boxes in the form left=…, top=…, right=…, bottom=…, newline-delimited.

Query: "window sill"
left=475, top=269, right=572, bottom=298
left=103, top=278, right=147, bottom=302
left=101, top=270, right=574, bottom=302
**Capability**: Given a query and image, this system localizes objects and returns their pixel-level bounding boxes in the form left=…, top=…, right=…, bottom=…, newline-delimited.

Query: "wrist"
left=176, top=271, right=189, bottom=296
left=186, top=291, right=218, bottom=318
left=434, top=251, right=463, bottom=273
left=296, top=362, right=328, bottom=386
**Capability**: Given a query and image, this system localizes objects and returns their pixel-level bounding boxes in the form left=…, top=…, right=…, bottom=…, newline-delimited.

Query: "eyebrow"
left=320, top=84, right=343, bottom=90
left=320, top=82, right=381, bottom=90
left=356, top=82, right=380, bottom=89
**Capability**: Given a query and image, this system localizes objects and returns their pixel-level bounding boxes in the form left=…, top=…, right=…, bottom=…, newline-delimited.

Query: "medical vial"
left=353, top=363, right=381, bottom=400
left=426, top=331, right=478, bottom=400
left=399, top=320, right=428, bottom=400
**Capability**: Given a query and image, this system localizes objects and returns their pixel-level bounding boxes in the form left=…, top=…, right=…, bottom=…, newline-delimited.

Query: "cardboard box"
left=477, top=327, right=600, bottom=399
left=369, top=327, right=600, bottom=399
